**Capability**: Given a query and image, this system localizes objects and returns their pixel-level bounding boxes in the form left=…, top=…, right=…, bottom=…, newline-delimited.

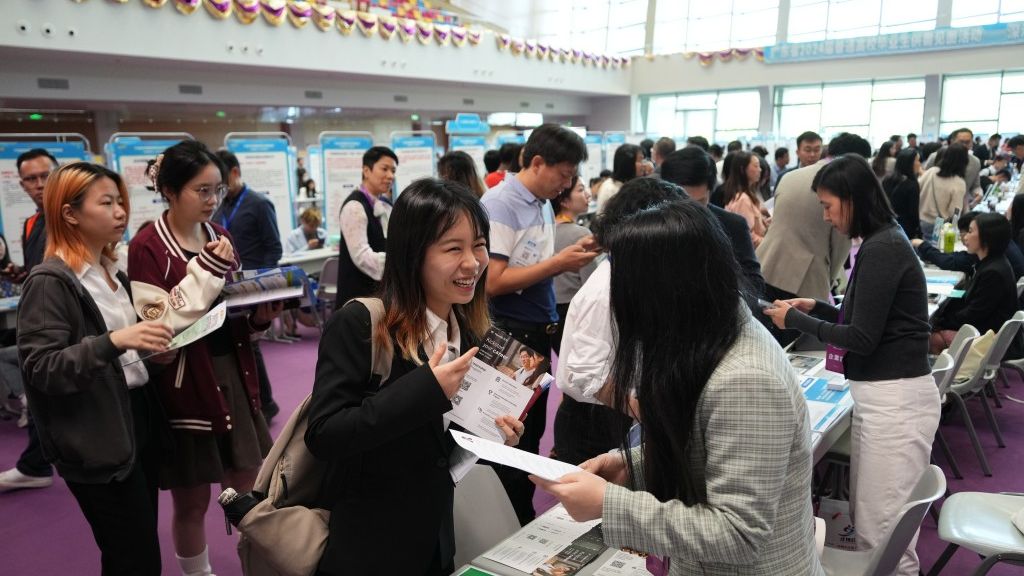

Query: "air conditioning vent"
left=304, top=90, right=323, bottom=100
left=37, top=78, right=69, bottom=90
left=393, top=94, right=409, bottom=103
left=178, top=84, right=203, bottom=95
left=462, top=98, right=475, bottom=105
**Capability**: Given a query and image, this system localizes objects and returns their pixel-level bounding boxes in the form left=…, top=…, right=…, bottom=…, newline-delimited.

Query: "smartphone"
left=757, top=298, right=776, bottom=310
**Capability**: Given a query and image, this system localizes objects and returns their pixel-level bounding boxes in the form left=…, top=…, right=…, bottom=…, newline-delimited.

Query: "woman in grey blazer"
left=533, top=200, right=823, bottom=575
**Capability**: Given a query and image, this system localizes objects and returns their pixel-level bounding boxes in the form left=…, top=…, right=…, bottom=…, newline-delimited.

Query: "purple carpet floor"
left=2, top=323, right=1022, bottom=575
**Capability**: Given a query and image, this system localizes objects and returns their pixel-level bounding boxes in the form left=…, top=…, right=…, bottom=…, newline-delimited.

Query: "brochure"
left=800, top=376, right=853, bottom=433
left=481, top=504, right=601, bottom=573
left=592, top=550, right=654, bottom=575
left=532, top=525, right=608, bottom=576
left=126, top=302, right=227, bottom=364
left=222, top=266, right=314, bottom=309
left=446, top=328, right=550, bottom=443
left=787, top=353, right=826, bottom=376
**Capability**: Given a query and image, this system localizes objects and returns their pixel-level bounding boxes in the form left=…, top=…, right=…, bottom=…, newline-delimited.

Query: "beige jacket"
left=756, top=161, right=851, bottom=300
left=917, top=166, right=966, bottom=225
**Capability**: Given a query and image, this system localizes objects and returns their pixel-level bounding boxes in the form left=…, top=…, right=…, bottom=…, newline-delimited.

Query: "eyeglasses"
left=19, top=172, right=50, bottom=185
left=191, top=184, right=228, bottom=201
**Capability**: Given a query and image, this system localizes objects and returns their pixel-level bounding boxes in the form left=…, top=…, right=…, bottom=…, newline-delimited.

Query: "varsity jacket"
left=127, top=212, right=266, bottom=434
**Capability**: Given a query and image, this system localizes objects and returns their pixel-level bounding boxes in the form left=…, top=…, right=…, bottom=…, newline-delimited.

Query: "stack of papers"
left=481, top=504, right=601, bottom=573
left=800, top=376, right=852, bottom=433
left=222, top=266, right=313, bottom=309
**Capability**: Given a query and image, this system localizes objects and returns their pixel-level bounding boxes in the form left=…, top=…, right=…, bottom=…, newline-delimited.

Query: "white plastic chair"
left=315, top=257, right=339, bottom=327
left=945, top=314, right=1023, bottom=476
left=926, top=492, right=1024, bottom=575
left=820, top=465, right=947, bottom=575
left=452, top=464, right=520, bottom=569
left=933, top=336, right=978, bottom=481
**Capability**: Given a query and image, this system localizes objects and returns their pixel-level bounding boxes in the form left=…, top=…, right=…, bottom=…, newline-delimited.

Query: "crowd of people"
left=0, top=122, right=1022, bottom=576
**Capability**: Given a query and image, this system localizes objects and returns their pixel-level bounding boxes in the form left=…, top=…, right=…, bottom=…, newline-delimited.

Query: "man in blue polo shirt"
left=481, top=124, right=598, bottom=524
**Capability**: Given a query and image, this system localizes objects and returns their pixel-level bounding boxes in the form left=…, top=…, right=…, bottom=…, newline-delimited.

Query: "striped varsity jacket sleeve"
left=128, top=228, right=234, bottom=333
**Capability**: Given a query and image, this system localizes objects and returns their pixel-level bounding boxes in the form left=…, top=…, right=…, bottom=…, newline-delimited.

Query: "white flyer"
left=450, top=430, right=580, bottom=482
left=481, top=504, right=601, bottom=573
left=127, top=302, right=226, bottom=363
left=592, top=550, right=654, bottom=575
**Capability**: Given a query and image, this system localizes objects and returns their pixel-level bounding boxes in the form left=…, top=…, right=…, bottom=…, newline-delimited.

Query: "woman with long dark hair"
left=883, top=147, right=923, bottom=239
left=595, top=144, right=642, bottom=213
left=919, top=143, right=969, bottom=238
left=534, top=200, right=822, bottom=574
left=871, top=140, right=895, bottom=178
left=1009, top=193, right=1024, bottom=251
left=438, top=150, right=486, bottom=198
left=722, top=150, right=770, bottom=247
left=764, top=155, right=938, bottom=575
left=305, top=178, right=524, bottom=576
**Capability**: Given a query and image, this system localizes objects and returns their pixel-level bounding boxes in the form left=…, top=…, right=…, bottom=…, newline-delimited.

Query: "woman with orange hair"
left=17, top=162, right=174, bottom=575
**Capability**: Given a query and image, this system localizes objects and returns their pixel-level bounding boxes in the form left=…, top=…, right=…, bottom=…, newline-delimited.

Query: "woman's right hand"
left=580, top=452, right=629, bottom=486
left=429, top=344, right=479, bottom=399
left=781, top=298, right=816, bottom=313
left=110, top=321, right=174, bottom=353
left=205, top=236, right=234, bottom=261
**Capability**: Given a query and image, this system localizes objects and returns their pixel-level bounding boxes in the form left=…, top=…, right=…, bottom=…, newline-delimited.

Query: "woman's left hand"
left=530, top=471, right=607, bottom=522
left=253, top=301, right=284, bottom=325
left=762, top=299, right=793, bottom=329
left=495, top=415, right=525, bottom=447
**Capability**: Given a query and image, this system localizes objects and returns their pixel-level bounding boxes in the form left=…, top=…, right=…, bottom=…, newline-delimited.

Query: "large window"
left=643, top=90, right=761, bottom=142
left=940, top=71, right=1024, bottom=136
left=652, top=1, right=779, bottom=54
left=788, top=0, right=938, bottom=44
left=533, top=0, right=649, bottom=56
left=951, top=0, right=1024, bottom=27
left=774, top=79, right=925, bottom=146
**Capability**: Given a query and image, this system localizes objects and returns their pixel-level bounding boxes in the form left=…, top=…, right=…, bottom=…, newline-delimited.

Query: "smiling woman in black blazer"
left=305, top=178, right=525, bottom=576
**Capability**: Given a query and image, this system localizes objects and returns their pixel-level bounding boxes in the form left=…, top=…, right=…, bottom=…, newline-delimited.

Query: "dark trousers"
left=15, top=413, right=53, bottom=477
left=764, top=283, right=801, bottom=347
left=65, top=387, right=161, bottom=576
left=252, top=342, right=276, bottom=410
left=553, top=396, right=633, bottom=466
left=491, top=317, right=552, bottom=526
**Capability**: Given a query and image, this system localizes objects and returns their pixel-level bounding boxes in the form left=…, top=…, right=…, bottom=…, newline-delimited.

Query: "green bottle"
left=943, top=222, right=956, bottom=253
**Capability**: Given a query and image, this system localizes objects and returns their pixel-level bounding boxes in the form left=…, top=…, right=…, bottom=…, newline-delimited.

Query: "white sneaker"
left=0, top=467, right=53, bottom=492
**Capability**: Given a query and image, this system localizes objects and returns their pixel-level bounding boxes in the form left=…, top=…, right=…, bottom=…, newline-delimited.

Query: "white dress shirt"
left=339, top=197, right=391, bottom=281
left=556, top=259, right=613, bottom=404
left=425, top=307, right=461, bottom=433
left=77, top=258, right=150, bottom=389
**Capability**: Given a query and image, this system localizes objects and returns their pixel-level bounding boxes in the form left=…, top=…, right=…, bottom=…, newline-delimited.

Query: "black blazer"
left=710, top=204, right=765, bottom=298
left=305, top=301, right=471, bottom=576
left=934, top=255, right=1019, bottom=338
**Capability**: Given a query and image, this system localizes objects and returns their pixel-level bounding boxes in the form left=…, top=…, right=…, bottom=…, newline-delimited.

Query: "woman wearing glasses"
left=128, top=139, right=279, bottom=576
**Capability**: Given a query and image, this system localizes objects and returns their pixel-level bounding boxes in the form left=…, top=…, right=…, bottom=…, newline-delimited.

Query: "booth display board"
left=446, top=113, right=492, bottom=179
left=319, top=132, right=373, bottom=237
left=107, top=134, right=192, bottom=242
left=391, top=132, right=436, bottom=199
left=603, top=132, right=626, bottom=172
left=495, top=133, right=525, bottom=147
left=0, top=140, right=91, bottom=265
left=583, top=133, right=604, bottom=183
left=224, top=135, right=296, bottom=244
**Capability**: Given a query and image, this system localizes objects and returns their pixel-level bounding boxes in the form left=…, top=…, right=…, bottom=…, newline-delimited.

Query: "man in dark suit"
left=660, top=147, right=765, bottom=299
left=0, top=148, right=58, bottom=492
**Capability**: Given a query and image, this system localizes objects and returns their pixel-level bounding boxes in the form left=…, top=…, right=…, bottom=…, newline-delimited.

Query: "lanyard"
left=220, top=186, right=248, bottom=230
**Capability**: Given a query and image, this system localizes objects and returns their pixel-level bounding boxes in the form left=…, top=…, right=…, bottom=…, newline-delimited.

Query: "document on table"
left=446, top=328, right=548, bottom=443
left=801, top=376, right=852, bottom=433
left=592, top=550, right=654, bottom=575
left=787, top=353, right=826, bottom=376
left=482, top=504, right=601, bottom=573
left=127, top=302, right=227, bottom=363
left=450, top=430, right=580, bottom=481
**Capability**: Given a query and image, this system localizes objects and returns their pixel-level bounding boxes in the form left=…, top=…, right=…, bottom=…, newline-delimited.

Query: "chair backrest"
left=452, top=465, right=521, bottom=569
left=862, top=465, right=947, bottom=576
left=1017, top=277, right=1024, bottom=299
left=940, top=336, right=977, bottom=395
left=947, top=324, right=980, bottom=359
left=930, top=351, right=953, bottom=390
left=956, top=313, right=1024, bottom=392
left=317, top=257, right=339, bottom=293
